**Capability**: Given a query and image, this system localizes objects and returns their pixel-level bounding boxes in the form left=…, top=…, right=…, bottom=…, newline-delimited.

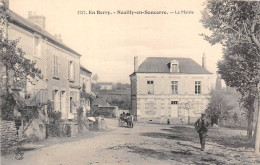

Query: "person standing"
left=194, top=113, right=210, bottom=151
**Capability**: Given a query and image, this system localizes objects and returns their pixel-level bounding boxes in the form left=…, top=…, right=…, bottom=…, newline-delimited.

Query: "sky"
left=9, top=0, right=223, bottom=83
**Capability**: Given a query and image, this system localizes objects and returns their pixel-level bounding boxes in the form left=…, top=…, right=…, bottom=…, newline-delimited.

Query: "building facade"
left=8, top=10, right=81, bottom=120
left=80, top=65, right=92, bottom=114
left=130, top=56, right=215, bottom=124
left=80, top=65, right=92, bottom=94
left=98, top=82, right=113, bottom=90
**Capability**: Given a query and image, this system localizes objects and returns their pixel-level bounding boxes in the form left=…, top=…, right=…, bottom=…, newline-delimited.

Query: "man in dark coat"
left=194, top=113, right=210, bottom=151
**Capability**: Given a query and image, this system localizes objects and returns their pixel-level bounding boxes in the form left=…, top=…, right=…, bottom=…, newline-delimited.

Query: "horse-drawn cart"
left=119, top=113, right=134, bottom=128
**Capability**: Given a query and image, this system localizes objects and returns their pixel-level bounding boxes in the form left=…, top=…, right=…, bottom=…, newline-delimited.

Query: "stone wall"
left=1, top=120, right=18, bottom=151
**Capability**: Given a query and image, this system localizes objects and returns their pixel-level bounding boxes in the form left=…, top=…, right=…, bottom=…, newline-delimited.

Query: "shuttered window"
left=68, top=60, right=74, bottom=81
left=53, top=55, right=59, bottom=77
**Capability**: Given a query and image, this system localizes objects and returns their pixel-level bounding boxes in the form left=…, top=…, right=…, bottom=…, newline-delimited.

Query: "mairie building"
left=130, top=56, right=215, bottom=124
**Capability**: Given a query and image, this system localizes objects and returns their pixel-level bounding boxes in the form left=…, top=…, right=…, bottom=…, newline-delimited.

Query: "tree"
left=205, top=89, right=233, bottom=125
left=200, top=0, right=260, bottom=153
left=92, top=74, right=98, bottom=83
left=91, top=83, right=101, bottom=92
left=217, top=42, right=258, bottom=137
left=0, top=1, right=42, bottom=120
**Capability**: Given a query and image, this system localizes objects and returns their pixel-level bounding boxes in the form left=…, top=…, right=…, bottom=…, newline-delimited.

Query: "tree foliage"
left=92, top=74, right=98, bottom=83
left=0, top=7, right=42, bottom=88
left=201, top=0, right=260, bottom=137
left=0, top=1, right=43, bottom=120
left=206, top=89, right=233, bottom=125
left=0, top=91, right=15, bottom=120
left=109, top=98, right=131, bottom=110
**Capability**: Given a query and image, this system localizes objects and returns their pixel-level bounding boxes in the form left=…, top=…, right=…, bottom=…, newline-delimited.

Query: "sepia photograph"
left=0, top=0, right=260, bottom=164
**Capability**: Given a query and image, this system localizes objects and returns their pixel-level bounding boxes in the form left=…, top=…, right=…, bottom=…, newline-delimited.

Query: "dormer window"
left=171, top=64, right=178, bottom=72
left=170, top=60, right=179, bottom=73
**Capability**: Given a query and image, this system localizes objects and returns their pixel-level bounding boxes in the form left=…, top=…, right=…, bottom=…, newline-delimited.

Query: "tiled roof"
left=80, top=65, right=92, bottom=75
left=8, top=10, right=82, bottom=57
left=136, top=57, right=212, bottom=74
left=92, top=97, right=111, bottom=107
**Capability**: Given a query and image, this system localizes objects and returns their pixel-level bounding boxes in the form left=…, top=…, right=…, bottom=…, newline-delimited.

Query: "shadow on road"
left=126, top=145, right=223, bottom=165
left=141, top=125, right=254, bottom=149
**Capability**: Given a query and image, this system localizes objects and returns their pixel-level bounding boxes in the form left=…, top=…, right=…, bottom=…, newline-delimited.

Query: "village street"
left=2, top=119, right=260, bottom=165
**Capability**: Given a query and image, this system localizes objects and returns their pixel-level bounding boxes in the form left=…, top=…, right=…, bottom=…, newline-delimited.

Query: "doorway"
left=170, top=101, right=178, bottom=117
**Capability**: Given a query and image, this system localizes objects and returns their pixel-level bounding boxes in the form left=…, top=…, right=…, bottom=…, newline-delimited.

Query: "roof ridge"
left=8, top=9, right=82, bottom=57
left=136, top=56, right=212, bottom=74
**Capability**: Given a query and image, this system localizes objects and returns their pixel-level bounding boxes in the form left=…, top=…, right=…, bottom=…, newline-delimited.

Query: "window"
left=52, top=90, right=60, bottom=111
left=171, top=64, right=178, bottom=72
left=147, top=81, right=154, bottom=94
left=195, top=81, right=201, bottom=94
left=53, top=55, right=59, bottom=77
left=70, top=91, right=78, bottom=113
left=171, top=81, right=178, bottom=94
left=60, top=91, right=65, bottom=113
left=34, top=36, right=41, bottom=57
left=70, top=97, right=73, bottom=113
left=68, top=60, right=75, bottom=81
left=170, top=60, right=179, bottom=73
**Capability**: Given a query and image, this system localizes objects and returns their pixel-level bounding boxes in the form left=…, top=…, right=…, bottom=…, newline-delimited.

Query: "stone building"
left=7, top=9, right=81, bottom=120
left=130, top=56, right=215, bottom=124
left=98, top=82, right=113, bottom=90
left=80, top=65, right=92, bottom=114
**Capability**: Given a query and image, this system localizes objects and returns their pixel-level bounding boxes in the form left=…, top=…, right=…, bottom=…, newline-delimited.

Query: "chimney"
left=134, top=56, right=138, bottom=72
left=28, top=11, right=46, bottom=29
left=57, top=34, right=62, bottom=42
left=202, top=53, right=206, bottom=69
left=54, top=34, right=62, bottom=42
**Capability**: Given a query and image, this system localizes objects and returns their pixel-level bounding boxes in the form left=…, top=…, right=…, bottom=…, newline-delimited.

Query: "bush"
left=1, top=92, right=16, bottom=121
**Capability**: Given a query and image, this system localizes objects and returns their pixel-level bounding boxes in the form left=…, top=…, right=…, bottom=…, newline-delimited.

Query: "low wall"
left=1, top=120, right=18, bottom=151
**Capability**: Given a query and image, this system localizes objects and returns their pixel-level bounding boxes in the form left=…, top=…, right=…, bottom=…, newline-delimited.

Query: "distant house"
left=80, top=65, right=92, bottom=115
left=92, top=97, right=118, bottom=118
left=130, top=56, right=215, bottom=124
left=7, top=9, right=81, bottom=120
left=80, top=65, right=92, bottom=93
left=98, top=82, right=113, bottom=90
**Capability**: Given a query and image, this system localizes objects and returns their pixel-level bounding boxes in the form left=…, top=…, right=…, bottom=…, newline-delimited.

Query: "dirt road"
left=2, top=119, right=260, bottom=165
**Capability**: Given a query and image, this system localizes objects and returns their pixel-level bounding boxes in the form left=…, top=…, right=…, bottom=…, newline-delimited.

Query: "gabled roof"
left=80, top=65, right=92, bottom=75
left=8, top=10, right=82, bottom=57
left=135, top=57, right=212, bottom=74
left=92, top=97, right=111, bottom=107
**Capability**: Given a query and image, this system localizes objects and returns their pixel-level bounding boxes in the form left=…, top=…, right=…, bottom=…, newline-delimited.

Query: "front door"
left=170, top=101, right=178, bottom=117
left=60, top=91, right=66, bottom=113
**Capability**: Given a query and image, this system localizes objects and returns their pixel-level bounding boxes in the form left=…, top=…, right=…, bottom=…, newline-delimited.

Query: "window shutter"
left=73, top=62, right=75, bottom=81
left=56, top=56, right=59, bottom=77
left=50, top=52, right=53, bottom=75
left=53, top=55, right=56, bottom=76
left=68, top=60, right=70, bottom=79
